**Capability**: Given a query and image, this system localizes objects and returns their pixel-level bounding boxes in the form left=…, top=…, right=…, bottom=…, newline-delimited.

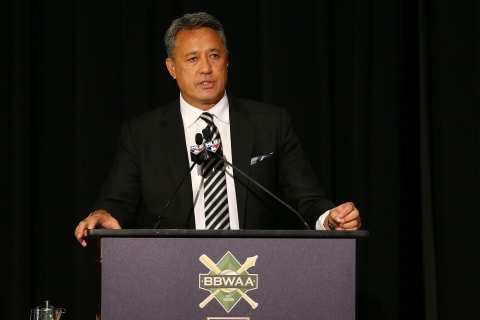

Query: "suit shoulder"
left=228, top=96, right=286, bottom=116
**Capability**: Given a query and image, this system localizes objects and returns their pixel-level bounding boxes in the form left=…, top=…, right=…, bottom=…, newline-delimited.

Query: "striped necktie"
left=200, top=112, right=230, bottom=230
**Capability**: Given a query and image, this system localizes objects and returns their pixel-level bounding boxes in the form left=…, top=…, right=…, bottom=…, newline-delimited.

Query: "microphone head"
left=191, top=133, right=207, bottom=164
left=202, top=127, right=212, bottom=141
left=195, top=133, right=203, bottom=145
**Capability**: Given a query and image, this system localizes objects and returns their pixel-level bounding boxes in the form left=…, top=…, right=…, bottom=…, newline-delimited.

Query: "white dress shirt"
left=180, top=93, right=240, bottom=230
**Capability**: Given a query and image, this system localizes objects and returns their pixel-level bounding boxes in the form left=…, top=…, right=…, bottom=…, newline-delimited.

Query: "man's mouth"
left=198, top=80, right=214, bottom=88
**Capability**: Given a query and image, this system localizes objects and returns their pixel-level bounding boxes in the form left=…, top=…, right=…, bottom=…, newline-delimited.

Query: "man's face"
left=166, top=27, right=229, bottom=110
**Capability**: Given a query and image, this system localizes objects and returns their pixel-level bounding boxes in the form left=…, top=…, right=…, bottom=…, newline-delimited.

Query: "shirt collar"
left=180, top=92, right=230, bottom=129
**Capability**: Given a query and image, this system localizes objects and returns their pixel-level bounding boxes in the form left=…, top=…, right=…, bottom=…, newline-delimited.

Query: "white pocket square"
left=250, top=152, right=274, bottom=165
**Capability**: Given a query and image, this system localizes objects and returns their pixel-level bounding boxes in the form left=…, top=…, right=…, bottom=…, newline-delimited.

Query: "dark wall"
left=4, top=0, right=479, bottom=319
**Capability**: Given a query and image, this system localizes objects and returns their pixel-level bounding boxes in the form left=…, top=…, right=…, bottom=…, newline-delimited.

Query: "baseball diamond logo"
left=199, top=252, right=259, bottom=312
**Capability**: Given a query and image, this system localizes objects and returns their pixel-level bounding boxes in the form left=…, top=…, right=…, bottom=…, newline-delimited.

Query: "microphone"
left=202, top=134, right=311, bottom=230
left=202, top=127, right=213, bottom=141
left=190, top=133, right=209, bottom=164
left=195, top=132, right=203, bottom=145
left=205, top=139, right=223, bottom=157
left=152, top=132, right=204, bottom=229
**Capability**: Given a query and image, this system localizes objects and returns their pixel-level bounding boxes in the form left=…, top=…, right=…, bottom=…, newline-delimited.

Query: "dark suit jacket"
left=94, top=96, right=335, bottom=229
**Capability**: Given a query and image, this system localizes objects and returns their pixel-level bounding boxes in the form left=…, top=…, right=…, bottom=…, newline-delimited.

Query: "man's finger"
left=337, top=202, right=356, bottom=219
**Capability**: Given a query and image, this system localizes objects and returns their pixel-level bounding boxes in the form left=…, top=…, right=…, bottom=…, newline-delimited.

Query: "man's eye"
left=188, top=57, right=198, bottom=62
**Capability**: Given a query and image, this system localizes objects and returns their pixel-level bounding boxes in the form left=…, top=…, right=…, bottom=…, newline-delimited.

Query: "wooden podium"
left=88, top=229, right=368, bottom=320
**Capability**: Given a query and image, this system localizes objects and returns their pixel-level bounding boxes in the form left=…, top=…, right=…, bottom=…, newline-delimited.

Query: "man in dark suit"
left=74, top=11, right=361, bottom=247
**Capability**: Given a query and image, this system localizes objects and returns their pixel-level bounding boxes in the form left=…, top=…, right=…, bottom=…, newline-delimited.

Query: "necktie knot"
left=200, top=112, right=214, bottom=125
left=200, top=113, right=216, bottom=141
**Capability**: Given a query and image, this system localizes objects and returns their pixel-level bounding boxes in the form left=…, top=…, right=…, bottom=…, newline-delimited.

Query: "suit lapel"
left=229, top=97, right=254, bottom=228
left=159, top=101, right=195, bottom=227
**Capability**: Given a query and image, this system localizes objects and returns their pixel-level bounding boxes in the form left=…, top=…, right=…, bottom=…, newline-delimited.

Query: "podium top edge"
left=87, top=229, right=369, bottom=239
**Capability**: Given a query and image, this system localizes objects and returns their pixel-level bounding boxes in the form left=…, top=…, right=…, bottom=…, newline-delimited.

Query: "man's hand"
left=325, top=202, right=361, bottom=230
left=74, top=209, right=121, bottom=247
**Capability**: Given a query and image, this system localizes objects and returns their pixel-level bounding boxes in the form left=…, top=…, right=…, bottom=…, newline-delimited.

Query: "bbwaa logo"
left=199, top=252, right=258, bottom=312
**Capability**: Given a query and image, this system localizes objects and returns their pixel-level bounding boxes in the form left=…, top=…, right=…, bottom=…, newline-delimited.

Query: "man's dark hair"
left=164, top=12, right=228, bottom=60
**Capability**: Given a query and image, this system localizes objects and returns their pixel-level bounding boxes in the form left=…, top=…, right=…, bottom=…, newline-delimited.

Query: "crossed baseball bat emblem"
left=199, top=254, right=259, bottom=309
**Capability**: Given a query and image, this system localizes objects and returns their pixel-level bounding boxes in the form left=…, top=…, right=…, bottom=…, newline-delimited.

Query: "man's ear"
left=165, top=58, right=176, bottom=79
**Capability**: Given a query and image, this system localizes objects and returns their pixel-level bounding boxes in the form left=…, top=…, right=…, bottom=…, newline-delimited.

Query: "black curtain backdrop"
left=3, top=0, right=479, bottom=319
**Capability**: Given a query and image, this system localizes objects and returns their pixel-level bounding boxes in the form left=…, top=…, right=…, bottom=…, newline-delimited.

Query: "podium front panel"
left=100, top=236, right=356, bottom=320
